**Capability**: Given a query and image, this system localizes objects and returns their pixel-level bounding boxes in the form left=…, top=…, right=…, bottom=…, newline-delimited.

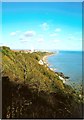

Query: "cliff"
left=1, top=46, right=83, bottom=118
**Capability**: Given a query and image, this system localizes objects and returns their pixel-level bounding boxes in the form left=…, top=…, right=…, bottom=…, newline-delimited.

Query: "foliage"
left=1, top=46, right=83, bottom=119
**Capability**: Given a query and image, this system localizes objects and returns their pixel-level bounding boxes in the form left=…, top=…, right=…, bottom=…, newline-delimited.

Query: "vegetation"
left=1, top=46, right=83, bottom=118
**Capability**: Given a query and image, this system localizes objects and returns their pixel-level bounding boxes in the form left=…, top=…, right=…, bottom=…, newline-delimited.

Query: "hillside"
left=1, top=46, right=83, bottom=118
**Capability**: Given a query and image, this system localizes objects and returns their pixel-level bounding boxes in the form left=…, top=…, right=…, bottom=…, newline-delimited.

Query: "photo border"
left=1, top=0, right=83, bottom=119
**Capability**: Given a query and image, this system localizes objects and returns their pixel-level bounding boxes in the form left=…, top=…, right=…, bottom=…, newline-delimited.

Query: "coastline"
left=41, top=52, right=70, bottom=84
left=42, top=53, right=55, bottom=66
left=41, top=52, right=83, bottom=97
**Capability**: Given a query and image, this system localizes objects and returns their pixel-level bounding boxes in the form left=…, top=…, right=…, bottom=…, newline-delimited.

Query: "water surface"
left=48, top=51, right=82, bottom=86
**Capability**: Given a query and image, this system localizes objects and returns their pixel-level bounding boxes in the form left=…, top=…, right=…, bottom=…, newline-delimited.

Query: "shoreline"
left=41, top=52, right=83, bottom=96
left=41, top=52, right=70, bottom=84
left=42, top=53, right=55, bottom=66
left=38, top=52, right=55, bottom=66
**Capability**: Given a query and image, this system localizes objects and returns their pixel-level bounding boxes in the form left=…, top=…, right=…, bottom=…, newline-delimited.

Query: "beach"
left=42, top=53, right=54, bottom=66
left=39, top=52, right=68, bottom=84
left=38, top=53, right=55, bottom=66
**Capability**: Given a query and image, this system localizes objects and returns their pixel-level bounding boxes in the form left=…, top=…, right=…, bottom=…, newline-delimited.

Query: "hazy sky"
left=2, top=2, right=82, bottom=50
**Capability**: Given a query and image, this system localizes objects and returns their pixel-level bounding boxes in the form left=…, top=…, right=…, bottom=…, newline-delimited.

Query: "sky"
left=1, top=2, right=82, bottom=50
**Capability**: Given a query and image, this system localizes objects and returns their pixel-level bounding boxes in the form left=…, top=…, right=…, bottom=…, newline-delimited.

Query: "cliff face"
left=1, top=46, right=83, bottom=119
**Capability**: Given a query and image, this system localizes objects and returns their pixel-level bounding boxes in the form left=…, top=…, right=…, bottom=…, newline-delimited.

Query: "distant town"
left=12, top=49, right=51, bottom=53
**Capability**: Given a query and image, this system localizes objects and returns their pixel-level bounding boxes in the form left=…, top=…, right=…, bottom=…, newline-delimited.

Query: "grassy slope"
left=1, top=46, right=83, bottom=118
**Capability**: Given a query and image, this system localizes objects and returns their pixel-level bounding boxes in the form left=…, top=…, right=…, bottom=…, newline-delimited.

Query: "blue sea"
left=47, top=51, right=83, bottom=87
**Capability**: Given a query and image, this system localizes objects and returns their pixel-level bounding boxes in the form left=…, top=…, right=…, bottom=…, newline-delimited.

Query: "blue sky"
left=2, top=2, right=82, bottom=50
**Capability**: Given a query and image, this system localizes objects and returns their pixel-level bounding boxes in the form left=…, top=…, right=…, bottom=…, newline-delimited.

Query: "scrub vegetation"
left=1, top=46, right=83, bottom=119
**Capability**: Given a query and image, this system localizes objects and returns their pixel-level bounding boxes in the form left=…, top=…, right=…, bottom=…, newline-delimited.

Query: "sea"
left=47, top=50, right=83, bottom=88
